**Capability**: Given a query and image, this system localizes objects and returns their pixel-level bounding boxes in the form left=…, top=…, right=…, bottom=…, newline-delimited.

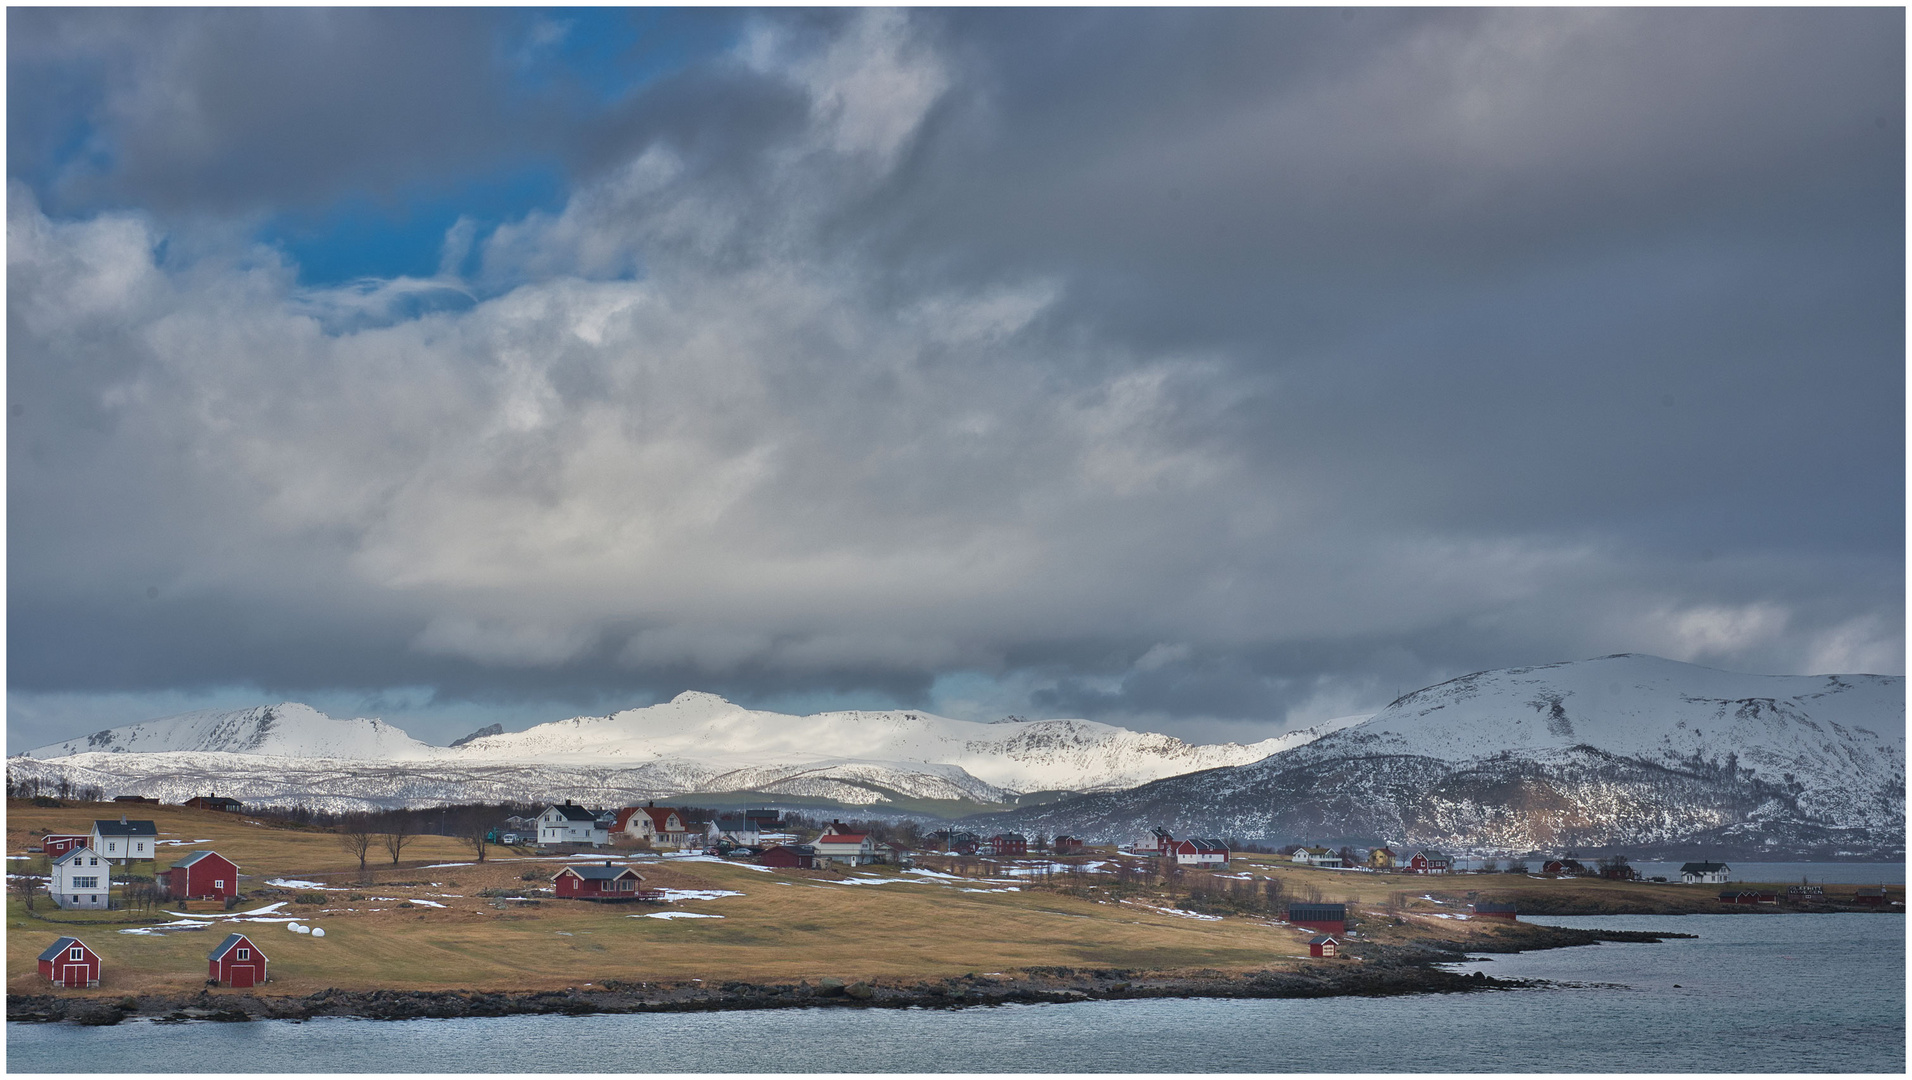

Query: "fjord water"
left=9, top=913, right=1901, bottom=1073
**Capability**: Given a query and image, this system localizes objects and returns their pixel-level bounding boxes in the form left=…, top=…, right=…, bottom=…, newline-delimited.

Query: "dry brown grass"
left=8, top=803, right=1312, bottom=996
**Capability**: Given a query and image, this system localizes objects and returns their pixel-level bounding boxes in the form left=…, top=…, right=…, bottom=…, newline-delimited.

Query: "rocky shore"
left=8, top=926, right=1687, bottom=1024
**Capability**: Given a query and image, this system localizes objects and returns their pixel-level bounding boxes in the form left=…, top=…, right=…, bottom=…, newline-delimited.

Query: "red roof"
left=816, top=834, right=867, bottom=845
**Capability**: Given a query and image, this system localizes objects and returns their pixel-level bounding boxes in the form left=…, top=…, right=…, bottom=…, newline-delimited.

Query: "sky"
left=7, top=8, right=1905, bottom=753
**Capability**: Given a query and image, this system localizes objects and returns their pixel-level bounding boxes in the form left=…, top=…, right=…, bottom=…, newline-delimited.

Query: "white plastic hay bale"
left=287, top=922, right=304, bottom=933
left=311, top=927, right=325, bottom=938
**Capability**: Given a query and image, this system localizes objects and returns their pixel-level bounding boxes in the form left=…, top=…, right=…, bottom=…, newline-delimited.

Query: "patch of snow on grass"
left=408, top=899, right=447, bottom=908
left=266, top=879, right=340, bottom=890
left=636, top=911, right=724, bottom=919
left=654, top=888, right=744, bottom=902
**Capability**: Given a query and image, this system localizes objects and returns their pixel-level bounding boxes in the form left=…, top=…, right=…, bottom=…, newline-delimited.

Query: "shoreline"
left=6, top=926, right=1685, bottom=1025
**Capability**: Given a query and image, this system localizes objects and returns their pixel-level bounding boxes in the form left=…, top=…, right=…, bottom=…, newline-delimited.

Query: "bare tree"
left=459, top=813, right=491, bottom=863
left=13, top=872, right=43, bottom=912
left=382, top=814, right=413, bottom=866
left=338, top=818, right=375, bottom=878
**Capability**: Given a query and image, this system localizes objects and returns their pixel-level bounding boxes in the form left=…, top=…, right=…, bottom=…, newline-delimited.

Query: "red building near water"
left=37, top=937, right=101, bottom=988
left=208, top=933, right=268, bottom=987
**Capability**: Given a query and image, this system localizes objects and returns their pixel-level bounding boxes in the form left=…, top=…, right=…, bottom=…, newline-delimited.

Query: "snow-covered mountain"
left=972, top=655, right=1906, bottom=858
left=10, top=694, right=1357, bottom=813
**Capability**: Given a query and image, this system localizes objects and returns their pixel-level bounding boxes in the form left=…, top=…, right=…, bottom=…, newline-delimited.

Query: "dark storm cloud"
left=7, top=9, right=1902, bottom=750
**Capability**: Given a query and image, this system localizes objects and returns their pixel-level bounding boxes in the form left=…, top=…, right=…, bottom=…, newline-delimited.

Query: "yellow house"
left=1367, top=846, right=1397, bottom=869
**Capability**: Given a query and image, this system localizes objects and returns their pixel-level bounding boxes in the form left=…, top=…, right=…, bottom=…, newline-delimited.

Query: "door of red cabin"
left=60, top=964, right=89, bottom=987
left=228, top=965, right=256, bottom=988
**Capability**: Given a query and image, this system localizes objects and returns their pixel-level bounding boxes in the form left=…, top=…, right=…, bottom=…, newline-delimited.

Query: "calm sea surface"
left=8, top=913, right=1901, bottom=1073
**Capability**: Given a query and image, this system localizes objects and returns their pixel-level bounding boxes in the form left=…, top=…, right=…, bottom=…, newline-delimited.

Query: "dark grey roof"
left=1287, top=903, right=1347, bottom=919
left=94, top=819, right=157, bottom=837
left=171, top=851, right=230, bottom=870
left=1680, top=861, right=1729, bottom=873
left=1308, top=934, right=1339, bottom=944
left=208, top=933, right=256, bottom=961
left=545, top=803, right=598, bottom=822
left=559, top=863, right=642, bottom=881
left=37, top=937, right=82, bottom=962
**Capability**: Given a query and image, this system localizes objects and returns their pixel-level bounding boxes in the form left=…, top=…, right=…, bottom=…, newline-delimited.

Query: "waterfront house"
left=1680, top=861, right=1730, bottom=884
left=162, top=851, right=240, bottom=902
left=1286, top=903, right=1347, bottom=935
left=1855, top=886, right=1887, bottom=906
left=37, top=937, right=101, bottom=988
left=1786, top=885, right=1824, bottom=902
left=89, top=817, right=156, bottom=864
left=1367, top=847, right=1397, bottom=869
left=1473, top=901, right=1518, bottom=921
left=1170, top=838, right=1230, bottom=868
left=538, top=801, right=607, bottom=847
left=553, top=862, right=648, bottom=901
left=1408, top=850, right=1451, bottom=874
left=1718, top=890, right=1776, bottom=905
left=49, top=847, right=110, bottom=910
left=815, top=832, right=876, bottom=866
left=758, top=844, right=816, bottom=869
left=208, top=933, right=268, bottom=987
left=1308, top=935, right=1340, bottom=958
left=184, top=795, right=243, bottom=812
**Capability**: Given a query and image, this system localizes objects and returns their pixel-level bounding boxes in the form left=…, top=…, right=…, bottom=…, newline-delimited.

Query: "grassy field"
left=7, top=801, right=1311, bottom=997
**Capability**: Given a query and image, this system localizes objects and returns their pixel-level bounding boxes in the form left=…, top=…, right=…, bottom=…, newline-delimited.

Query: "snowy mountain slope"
left=440, top=691, right=1348, bottom=792
left=12, top=694, right=1351, bottom=810
left=970, top=655, right=1905, bottom=857
left=19, top=703, right=438, bottom=761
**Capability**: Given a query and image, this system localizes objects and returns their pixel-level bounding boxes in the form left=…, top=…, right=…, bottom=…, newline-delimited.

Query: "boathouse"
left=208, top=933, right=268, bottom=987
left=37, top=937, right=101, bottom=988
left=1287, top=903, right=1347, bottom=935
left=1308, top=935, right=1340, bottom=958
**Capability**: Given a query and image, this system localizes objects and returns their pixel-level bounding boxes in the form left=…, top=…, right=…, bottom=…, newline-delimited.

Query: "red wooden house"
left=1054, top=836, right=1085, bottom=855
left=1856, top=887, right=1887, bottom=906
left=1472, top=901, right=1518, bottom=921
left=162, top=851, right=239, bottom=902
left=553, top=862, right=649, bottom=901
left=208, top=933, right=268, bottom=988
left=1408, top=850, right=1451, bottom=874
left=986, top=833, right=1028, bottom=857
left=37, top=937, right=101, bottom=988
left=1287, top=903, right=1347, bottom=935
left=1308, top=935, right=1340, bottom=958
left=40, top=834, right=89, bottom=859
left=758, top=844, right=816, bottom=869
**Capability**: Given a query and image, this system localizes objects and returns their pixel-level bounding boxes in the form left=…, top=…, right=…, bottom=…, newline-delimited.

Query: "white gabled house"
left=1679, top=861, right=1730, bottom=884
left=89, top=817, right=156, bottom=864
left=537, top=801, right=607, bottom=847
left=49, top=848, right=111, bottom=910
left=813, top=832, right=875, bottom=866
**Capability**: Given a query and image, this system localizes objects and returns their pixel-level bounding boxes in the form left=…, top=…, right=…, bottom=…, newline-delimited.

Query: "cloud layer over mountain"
left=8, top=9, right=1903, bottom=750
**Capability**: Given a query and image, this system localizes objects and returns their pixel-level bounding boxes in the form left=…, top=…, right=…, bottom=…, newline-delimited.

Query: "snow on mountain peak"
left=19, top=702, right=439, bottom=762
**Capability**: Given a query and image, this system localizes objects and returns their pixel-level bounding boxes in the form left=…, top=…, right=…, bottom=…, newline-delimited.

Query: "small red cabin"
left=1473, top=901, right=1518, bottom=921
left=554, top=862, right=648, bottom=900
left=1309, top=935, right=1339, bottom=958
left=758, top=844, right=816, bottom=869
left=1054, top=836, right=1085, bottom=855
left=40, top=834, right=89, bottom=859
left=1855, top=887, right=1887, bottom=906
left=163, top=851, right=240, bottom=902
left=37, top=937, right=101, bottom=988
left=208, top=933, right=268, bottom=988
left=1408, top=850, right=1451, bottom=874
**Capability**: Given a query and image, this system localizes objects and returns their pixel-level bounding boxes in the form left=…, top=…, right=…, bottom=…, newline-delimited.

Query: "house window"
left=236, top=948, right=250, bottom=961
left=73, top=877, right=98, bottom=889
left=70, top=947, right=84, bottom=961
left=88, top=858, right=98, bottom=866
left=214, top=880, right=225, bottom=889
left=107, top=842, right=118, bottom=853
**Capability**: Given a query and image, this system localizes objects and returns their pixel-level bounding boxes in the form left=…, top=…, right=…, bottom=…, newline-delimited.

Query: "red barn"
left=1473, top=901, right=1518, bottom=921
left=37, top=937, right=101, bottom=988
left=1855, top=887, right=1887, bottom=906
left=1054, top=836, right=1085, bottom=855
left=1287, top=903, right=1347, bottom=935
left=758, top=844, right=816, bottom=869
left=162, top=851, right=240, bottom=902
left=553, top=862, right=647, bottom=901
left=40, top=834, right=89, bottom=859
left=1308, top=935, right=1340, bottom=958
left=208, top=933, right=268, bottom=988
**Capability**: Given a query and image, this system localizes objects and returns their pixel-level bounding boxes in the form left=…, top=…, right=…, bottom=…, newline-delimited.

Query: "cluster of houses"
left=1279, top=845, right=1453, bottom=873
left=519, top=802, right=790, bottom=850
left=31, top=814, right=244, bottom=911
left=1123, top=829, right=1231, bottom=867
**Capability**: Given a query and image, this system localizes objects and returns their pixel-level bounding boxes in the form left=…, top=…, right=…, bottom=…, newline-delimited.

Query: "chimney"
left=564, top=798, right=571, bottom=806
left=120, top=814, right=127, bottom=825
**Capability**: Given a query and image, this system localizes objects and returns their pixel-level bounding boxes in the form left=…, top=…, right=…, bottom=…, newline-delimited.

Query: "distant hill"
left=959, top=654, right=1905, bottom=859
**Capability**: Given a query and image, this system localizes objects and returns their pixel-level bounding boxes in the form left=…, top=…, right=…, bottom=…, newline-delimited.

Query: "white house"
left=49, top=847, right=110, bottom=910
left=612, top=803, right=693, bottom=847
left=1293, top=846, right=1341, bottom=868
left=537, top=802, right=607, bottom=847
left=813, top=832, right=876, bottom=866
left=1680, top=861, right=1730, bottom=884
left=89, top=818, right=156, bottom=864
left=1170, top=838, right=1230, bottom=868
